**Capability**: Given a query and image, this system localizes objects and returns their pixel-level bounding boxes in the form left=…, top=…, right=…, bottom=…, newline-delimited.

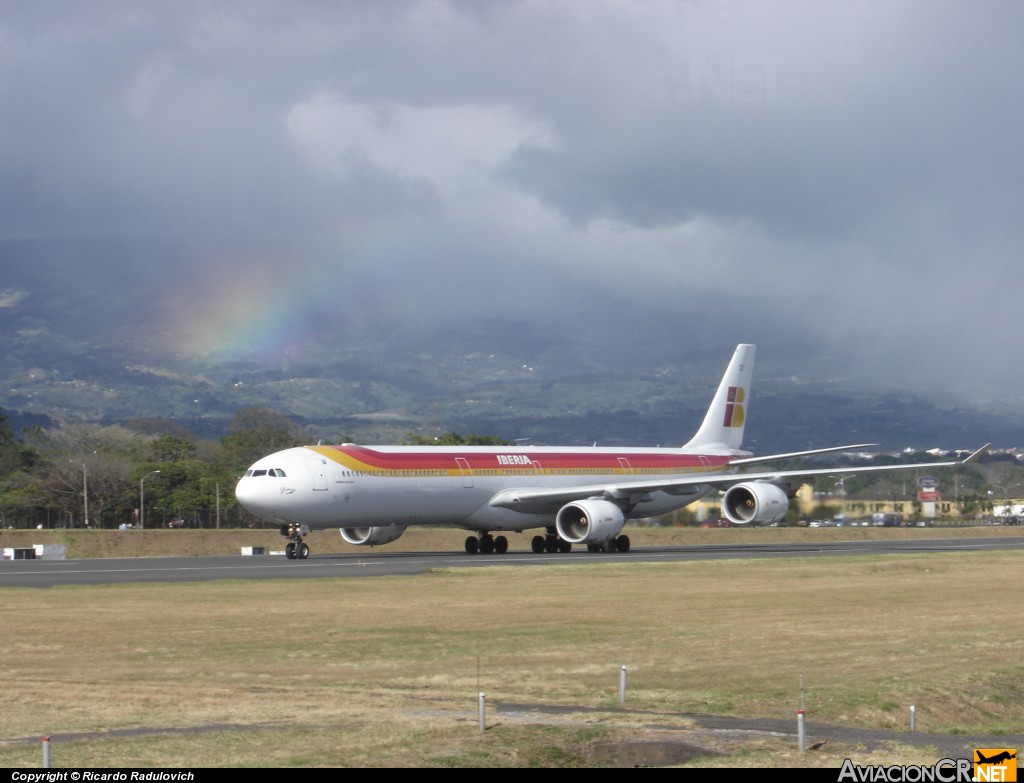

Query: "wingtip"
left=961, top=443, right=991, bottom=464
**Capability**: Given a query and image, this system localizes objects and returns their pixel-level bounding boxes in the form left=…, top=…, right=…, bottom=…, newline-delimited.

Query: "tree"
left=151, top=435, right=198, bottom=463
left=220, top=407, right=303, bottom=471
left=0, top=411, right=40, bottom=526
left=15, top=423, right=154, bottom=528
left=139, top=435, right=242, bottom=528
left=0, top=410, right=37, bottom=475
left=0, top=419, right=38, bottom=527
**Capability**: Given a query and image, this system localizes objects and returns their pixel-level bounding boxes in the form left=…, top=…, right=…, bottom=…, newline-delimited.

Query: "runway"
left=3, top=536, right=1022, bottom=587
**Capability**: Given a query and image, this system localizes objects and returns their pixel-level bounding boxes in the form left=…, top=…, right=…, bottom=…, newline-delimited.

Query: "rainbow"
left=155, top=246, right=392, bottom=364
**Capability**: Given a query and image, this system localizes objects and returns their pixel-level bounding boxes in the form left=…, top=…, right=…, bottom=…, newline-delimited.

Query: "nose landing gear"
left=280, top=522, right=311, bottom=559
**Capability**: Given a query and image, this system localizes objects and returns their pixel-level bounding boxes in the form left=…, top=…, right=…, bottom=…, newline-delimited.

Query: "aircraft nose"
left=234, top=475, right=255, bottom=509
left=234, top=475, right=257, bottom=513
left=235, top=472, right=273, bottom=517
left=234, top=449, right=304, bottom=521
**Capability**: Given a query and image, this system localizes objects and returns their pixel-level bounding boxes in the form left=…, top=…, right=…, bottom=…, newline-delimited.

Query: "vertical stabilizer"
left=683, top=344, right=755, bottom=453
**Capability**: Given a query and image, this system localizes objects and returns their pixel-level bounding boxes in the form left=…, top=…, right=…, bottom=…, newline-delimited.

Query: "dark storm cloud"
left=1, top=1, right=1021, bottom=400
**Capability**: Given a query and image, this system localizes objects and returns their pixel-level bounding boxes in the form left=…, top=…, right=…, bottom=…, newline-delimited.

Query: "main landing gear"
left=531, top=532, right=572, bottom=553
left=462, top=529, right=631, bottom=555
left=464, top=533, right=509, bottom=554
left=586, top=535, right=631, bottom=553
left=281, top=522, right=311, bottom=560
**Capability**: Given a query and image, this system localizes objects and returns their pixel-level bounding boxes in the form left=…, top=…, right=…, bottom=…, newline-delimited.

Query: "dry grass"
left=1, top=538, right=1022, bottom=767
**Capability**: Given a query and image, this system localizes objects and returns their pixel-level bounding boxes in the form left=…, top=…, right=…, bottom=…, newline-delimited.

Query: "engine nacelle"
left=339, top=525, right=406, bottom=546
left=555, top=499, right=626, bottom=544
left=722, top=482, right=790, bottom=525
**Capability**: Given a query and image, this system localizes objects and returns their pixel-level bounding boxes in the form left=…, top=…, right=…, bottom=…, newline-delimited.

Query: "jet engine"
left=339, top=525, right=407, bottom=546
left=722, top=482, right=789, bottom=525
left=555, top=499, right=626, bottom=544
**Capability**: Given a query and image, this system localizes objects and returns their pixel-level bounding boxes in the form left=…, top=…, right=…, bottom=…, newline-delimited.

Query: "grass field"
left=0, top=527, right=1022, bottom=768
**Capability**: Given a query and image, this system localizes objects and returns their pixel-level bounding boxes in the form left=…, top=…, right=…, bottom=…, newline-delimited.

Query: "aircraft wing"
left=489, top=444, right=989, bottom=516
left=727, top=443, right=877, bottom=467
left=709, top=442, right=988, bottom=495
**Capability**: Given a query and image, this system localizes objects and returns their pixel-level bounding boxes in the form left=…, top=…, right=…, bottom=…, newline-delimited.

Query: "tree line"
left=0, top=407, right=304, bottom=530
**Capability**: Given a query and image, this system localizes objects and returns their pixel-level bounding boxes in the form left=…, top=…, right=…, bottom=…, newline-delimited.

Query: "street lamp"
left=140, top=470, right=161, bottom=530
left=201, top=478, right=222, bottom=530
left=70, top=460, right=89, bottom=528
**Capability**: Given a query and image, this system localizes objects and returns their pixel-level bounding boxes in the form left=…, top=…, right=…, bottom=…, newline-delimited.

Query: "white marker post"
left=42, top=736, right=50, bottom=768
left=619, top=665, right=627, bottom=704
left=910, top=705, right=916, bottom=732
left=478, top=692, right=486, bottom=731
left=797, top=709, right=806, bottom=753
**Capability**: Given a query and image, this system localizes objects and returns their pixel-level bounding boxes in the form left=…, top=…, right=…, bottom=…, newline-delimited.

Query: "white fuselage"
left=235, top=444, right=725, bottom=533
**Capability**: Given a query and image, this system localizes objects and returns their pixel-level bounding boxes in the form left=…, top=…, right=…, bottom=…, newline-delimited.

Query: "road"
left=2, top=536, right=1022, bottom=587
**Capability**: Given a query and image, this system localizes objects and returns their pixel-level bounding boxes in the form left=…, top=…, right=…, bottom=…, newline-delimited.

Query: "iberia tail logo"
left=723, top=386, right=746, bottom=428
left=974, top=749, right=1017, bottom=782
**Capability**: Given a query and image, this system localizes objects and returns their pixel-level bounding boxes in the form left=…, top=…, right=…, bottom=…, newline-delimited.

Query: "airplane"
left=976, top=751, right=1016, bottom=765
left=234, top=343, right=989, bottom=559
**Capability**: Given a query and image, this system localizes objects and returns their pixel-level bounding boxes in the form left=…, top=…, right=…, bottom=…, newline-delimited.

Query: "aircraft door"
left=455, top=457, right=473, bottom=488
left=306, top=459, right=329, bottom=491
left=532, top=460, right=546, bottom=486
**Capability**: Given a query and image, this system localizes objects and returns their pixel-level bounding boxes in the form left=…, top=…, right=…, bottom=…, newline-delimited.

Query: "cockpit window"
left=271, top=469, right=287, bottom=477
left=252, top=469, right=268, bottom=477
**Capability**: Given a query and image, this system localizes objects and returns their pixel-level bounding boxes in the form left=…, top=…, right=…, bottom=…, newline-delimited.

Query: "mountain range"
left=2, top=242, right=1022, bottom=452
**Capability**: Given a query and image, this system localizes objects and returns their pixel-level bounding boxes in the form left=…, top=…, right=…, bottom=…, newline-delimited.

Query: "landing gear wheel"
left=602, top=538, right=618, bottom=553
left=464, top=536, right=479, bottom=554
left=557, top=538, right=572, bottom=553
left=544, top=535, right=558, bottom=553
left=494, top=535, right=508, bottom=554
left=616, top=535, right=630, bottom=553
left=531, top=535, right=545, bottom=554
left=479, top=534, right=495, bottom=554
left=280, top=522, right=311, bottom=562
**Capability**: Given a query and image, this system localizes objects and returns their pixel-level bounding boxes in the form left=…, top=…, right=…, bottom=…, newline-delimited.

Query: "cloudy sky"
left=2, top=1, right=1022, bottom=400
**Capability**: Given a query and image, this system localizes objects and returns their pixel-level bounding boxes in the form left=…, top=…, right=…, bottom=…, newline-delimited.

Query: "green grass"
left=1, top=546, right=1022, bottom=767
